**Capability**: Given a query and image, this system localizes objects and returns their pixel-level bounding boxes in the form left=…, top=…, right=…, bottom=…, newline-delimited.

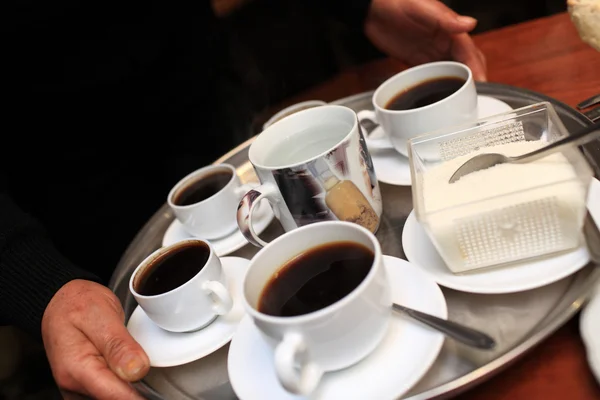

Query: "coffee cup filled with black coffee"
left=242, top=221, right=391, bottom=396
left=357, top=61, right=477, bottom=157
left=383, top=76, right=466, bottom=111
left=168, top=163, right=252, bottom=239
left=129, top=239, right=233, bottom=332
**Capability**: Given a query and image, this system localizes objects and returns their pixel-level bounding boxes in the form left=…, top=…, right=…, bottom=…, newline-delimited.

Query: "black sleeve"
left=0, top=0, right=218, bottom=339
left=0, top=0, right=143, bottom=338
left=0, top=170, right=101, bottom=338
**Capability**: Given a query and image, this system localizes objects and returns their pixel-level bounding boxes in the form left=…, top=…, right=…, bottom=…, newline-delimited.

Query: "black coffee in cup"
left=134, top=241, right=210, bottom=296
left=258, top=241, right=374, bottom=317
left=385, top=76, right=466, bottom=111
left=173, top=170, right=233, bottom=206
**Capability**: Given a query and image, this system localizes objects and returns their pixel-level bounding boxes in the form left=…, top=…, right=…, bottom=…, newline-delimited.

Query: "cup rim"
left=242, top=221, right=383, bottom=324
left=167, top=163, right=237, bottom=210
left=129, top=238, right=215, bottom=299
left=373, top=61, right=473, bottom=114
left=249, top=104, right=358, bottom=170
left=262, top=100, right=327, bottom=130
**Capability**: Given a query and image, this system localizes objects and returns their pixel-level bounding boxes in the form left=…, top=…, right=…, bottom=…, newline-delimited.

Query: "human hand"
left=364, top=0, right=487, bottom=81
left=42, top=279, right=149, bottom=399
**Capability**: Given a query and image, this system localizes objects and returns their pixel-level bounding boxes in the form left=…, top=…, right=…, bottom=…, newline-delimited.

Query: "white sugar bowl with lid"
left=408, top=101, right=594, bottom=274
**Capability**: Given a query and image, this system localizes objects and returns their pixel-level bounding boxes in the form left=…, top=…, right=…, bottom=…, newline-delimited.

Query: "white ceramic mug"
left=242, top=221, right=392, bottom=395
left=168, top=163, right=251, bottom=239
left=358, top=61, right=478, bottom=157
left=129, top=239, right=233, bottom=332
left=237, top=105, right=383, bottom=247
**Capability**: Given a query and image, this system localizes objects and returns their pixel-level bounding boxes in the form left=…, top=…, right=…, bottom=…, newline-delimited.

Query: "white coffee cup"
left=129, top=239, right=233, bottom=333
left=168, top=163, right=251, bottom=239
left=242, top=221, right=392, bottom=395
left=358, top=61, right=478, bottom=157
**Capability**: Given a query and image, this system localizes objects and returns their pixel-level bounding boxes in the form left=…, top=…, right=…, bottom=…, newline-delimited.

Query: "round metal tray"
left=109, top=82, right=600, bottom=400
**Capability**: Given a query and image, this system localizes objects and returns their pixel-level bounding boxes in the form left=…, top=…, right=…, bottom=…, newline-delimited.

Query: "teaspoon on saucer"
left=393, top=303, right=496, bottom=350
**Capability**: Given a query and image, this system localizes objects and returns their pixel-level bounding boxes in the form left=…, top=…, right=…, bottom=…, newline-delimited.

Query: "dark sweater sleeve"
left=0, top=174, right=101, bottom=338
left=0, top=1, right=218, bottom=338
left=1, top=5, right=106, bottom=335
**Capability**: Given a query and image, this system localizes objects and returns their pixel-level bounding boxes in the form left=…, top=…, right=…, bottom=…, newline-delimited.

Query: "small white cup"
left=168, top=163, right=251, bottom=239
left=129, top=239, right=233, bottom=333
left=358, top=61, right=478, bottom=157
left=242, top=221, right=391, bottom=395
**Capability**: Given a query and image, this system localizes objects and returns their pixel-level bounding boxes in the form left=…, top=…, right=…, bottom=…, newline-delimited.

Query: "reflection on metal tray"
left=109, top=82, right=600, bottom=400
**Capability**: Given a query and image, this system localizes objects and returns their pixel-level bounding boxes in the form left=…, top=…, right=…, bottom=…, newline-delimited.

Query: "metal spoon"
left=448, top=120, right=600, bottom=184
left=393, top=303, right=496, bottom=350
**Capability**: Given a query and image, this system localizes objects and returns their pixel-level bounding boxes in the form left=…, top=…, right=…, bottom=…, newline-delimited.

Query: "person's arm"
left=2, top=1, right=219, bottom=396
left=0, top=191, right=151, bottom=399
left=361, top=0, right=486, bottom=81
left=0, top=170, right=150, bottom=399
left=308, top=0, right=486, bottom=82
left=0, top=173, right=100, bottom=335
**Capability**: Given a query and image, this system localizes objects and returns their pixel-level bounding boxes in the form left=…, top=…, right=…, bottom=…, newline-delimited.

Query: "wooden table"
left=264, top=12, right=600, bottom=400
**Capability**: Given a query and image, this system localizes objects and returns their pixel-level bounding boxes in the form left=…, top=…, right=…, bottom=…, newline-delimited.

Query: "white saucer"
left=580, top=177, right=600, bottom=384
left=126, top=256, right=249, bottom=368
left=367, top=95, right=513, bottom=186
left=162, top=199, right=274, bottom=256
left=401, top=179, right=600, bottom=294
left=227, top=255, right=446, bottom=400
left=581, top=277, right=600, bottom=385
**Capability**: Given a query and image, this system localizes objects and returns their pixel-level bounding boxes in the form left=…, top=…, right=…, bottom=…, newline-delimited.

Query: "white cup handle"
left=236, top=182, right=279, bottom=248
left=202, top=280, right=233, bottom=315
left=356, top=109, right=394, bottom=150
left=274, top=333, right=323, bottom=396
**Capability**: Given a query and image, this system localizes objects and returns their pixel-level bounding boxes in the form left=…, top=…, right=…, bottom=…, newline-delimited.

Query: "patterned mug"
left=236, top=105, right=383, bottom=247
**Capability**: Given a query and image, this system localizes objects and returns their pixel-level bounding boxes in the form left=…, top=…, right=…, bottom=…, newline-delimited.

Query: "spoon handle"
left=392, top=303, right=496, bottom=350
left=513, top=120, right=600, bottom=164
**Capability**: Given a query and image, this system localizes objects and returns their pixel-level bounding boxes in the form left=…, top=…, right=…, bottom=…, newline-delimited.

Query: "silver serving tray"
left=109, top=82, right=600, bottom=400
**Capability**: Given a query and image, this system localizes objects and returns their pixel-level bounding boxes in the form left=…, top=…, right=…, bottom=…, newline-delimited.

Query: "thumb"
left=449, top=15, right=478, bottom=33
left=80, top=293, right=150, bottom=382
left=102, top=328, right=150, bottom=382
